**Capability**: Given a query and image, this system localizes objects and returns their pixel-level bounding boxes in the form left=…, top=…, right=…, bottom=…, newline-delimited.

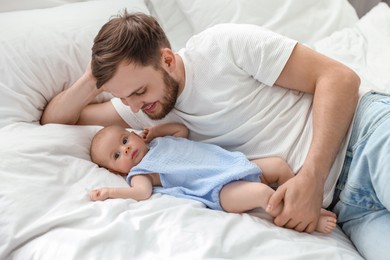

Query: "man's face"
left=103, top=62, right=179, bottom=120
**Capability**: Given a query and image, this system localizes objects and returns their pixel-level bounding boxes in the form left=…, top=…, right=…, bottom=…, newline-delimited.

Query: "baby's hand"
left=142, top=127, right=154, bottom=143
left=90, top=188, right=109, bottom=201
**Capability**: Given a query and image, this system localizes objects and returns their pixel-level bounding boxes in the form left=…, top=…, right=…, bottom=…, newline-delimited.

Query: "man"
left=42, top=11, right=388, bottom=259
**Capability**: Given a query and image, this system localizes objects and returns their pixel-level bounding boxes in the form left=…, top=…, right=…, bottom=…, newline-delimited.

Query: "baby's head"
left=90, top=126, right=149, bottom=175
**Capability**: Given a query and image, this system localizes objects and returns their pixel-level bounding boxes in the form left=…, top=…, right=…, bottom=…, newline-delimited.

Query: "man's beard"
left=145, top=67, right=179, bottom=120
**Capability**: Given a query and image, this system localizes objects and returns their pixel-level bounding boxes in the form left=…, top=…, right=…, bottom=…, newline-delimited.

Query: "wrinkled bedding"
left=1, top=0, right=389, bottom=259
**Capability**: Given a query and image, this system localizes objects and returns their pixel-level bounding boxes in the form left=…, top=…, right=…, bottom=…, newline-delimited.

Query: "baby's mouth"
left=131, top=149, right=138, bottom=159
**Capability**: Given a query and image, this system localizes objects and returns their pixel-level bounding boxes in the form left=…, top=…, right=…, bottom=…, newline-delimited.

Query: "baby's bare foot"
left=316, top=209, right=337, bottom=234
left=317, top=216, right=337, bottom=233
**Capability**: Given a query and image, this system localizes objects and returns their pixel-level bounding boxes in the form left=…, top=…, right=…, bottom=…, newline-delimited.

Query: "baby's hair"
left=90, top=126, right=116, bottom=166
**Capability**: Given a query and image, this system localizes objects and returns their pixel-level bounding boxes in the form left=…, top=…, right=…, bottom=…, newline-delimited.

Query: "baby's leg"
left=220, top=181, right=337, bottom=234
left=220, top=181, right=282, bottom=214
left=251, top=157, right=294, bottom=186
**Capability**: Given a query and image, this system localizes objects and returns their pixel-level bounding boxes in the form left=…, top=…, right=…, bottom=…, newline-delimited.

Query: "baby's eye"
left=122, top=137, right=128, bottom=145
left=114, top=152, right=120, bottom=160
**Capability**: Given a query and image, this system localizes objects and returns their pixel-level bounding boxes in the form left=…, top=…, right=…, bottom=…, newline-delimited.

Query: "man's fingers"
left=304, top=222, right=316, bottom=233
left=285, top=219, right=317, bottom=233
left=267, top=187, right=287, bottom=227
left=291, top=222, right=307, bottom=233
left=266, top=187, right=285, bottom=214
left=274, top=215, right=290, bottom=227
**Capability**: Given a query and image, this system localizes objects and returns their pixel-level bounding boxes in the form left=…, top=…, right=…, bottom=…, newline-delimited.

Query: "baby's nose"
left=124, top=146, right=130, bottom=154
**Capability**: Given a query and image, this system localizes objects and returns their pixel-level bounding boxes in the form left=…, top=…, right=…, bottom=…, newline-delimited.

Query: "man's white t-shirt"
left=112, top=23, right=349, bottom=207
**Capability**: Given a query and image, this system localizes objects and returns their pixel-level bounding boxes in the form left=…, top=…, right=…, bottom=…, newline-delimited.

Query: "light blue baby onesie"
left=126, top=136, right=261, bottom=210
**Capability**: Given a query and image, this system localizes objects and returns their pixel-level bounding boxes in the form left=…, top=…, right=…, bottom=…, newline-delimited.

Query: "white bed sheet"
left=2, top=0, right=389, bottom=259
left=1, top=122, right=363, bottom=259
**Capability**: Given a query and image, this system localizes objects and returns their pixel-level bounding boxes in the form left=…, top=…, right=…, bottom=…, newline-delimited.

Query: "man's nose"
left=120, top=97, right=142, bottom=113
left=120, top=97, right=129, bottom=106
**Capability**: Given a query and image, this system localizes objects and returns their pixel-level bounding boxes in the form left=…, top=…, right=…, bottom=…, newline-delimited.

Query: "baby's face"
left=94, top=126, right=149, bottom=175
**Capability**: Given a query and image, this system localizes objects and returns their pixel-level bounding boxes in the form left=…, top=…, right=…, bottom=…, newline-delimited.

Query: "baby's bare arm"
left=251, top=157, right=295, bottom=186
left=143, top=123, right=189, bottom=142
left=90, top=174, right=153, bottom=201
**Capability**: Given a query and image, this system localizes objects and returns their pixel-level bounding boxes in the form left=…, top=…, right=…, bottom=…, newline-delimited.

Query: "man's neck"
left=174, top=53, right=186, bottom=96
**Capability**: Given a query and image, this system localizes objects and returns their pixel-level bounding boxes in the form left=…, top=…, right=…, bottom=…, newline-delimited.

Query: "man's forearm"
left=40, top=74, right=101, bottom=125
left=305, top=67, right=360, bottom=181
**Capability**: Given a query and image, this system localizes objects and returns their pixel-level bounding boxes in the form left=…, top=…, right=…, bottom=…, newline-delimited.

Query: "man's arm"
left=267, top=43, right=360, bottom=232
left=90, top=174, right=153, bottom=201
left=142, top=123, right=189, bottom=142
left=40, top=63, right=128, bottom=127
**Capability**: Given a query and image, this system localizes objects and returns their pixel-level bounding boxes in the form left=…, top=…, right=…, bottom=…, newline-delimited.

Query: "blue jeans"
left=332, top=91, right=390, bottom=260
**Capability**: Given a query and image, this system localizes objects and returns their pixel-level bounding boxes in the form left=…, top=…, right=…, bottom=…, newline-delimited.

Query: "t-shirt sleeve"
left=194, top=24, right=298, bottom=87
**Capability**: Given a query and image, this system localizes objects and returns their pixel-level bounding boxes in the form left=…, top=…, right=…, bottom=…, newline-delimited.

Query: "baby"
left=90, top=123, right=337, bottom=234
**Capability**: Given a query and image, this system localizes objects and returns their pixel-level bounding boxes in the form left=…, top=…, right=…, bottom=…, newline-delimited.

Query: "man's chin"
left=143, top=110, right=168, bottom=120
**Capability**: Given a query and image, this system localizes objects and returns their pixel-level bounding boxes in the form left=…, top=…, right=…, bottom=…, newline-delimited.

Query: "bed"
left=1, top=0, right=389, bottom=259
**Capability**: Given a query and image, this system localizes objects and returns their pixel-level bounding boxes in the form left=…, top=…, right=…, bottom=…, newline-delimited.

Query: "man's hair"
left=91, top=10, right=171, bottom=88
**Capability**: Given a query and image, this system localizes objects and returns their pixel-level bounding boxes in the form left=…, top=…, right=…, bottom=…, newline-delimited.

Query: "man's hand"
left=266, top=168, right=324, bottom=233
left=40, top=60, right=103, bottom=125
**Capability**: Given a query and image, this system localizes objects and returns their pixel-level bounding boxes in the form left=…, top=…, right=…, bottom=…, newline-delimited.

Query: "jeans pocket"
left=341, top=183, right=384, bottom=211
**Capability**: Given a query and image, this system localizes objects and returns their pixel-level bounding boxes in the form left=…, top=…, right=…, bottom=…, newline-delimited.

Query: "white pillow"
left=145, top=0, right=193, bottom=52
left=313, top=3, right=390, bottom=93
left=0, top=0, right=149, bottom=129
left=0, top=0, right=94, bottom=12
left=147, top=0, right=358, bottom=51
left=0, top=122, right=124, bottom=256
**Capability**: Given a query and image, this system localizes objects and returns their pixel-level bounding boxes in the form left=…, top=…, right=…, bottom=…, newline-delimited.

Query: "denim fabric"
left=332, top=91, right=390, bottom=260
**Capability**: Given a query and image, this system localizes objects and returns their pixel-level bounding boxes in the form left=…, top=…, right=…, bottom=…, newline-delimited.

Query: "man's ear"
left=160, top=48, right=176, bottom=72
